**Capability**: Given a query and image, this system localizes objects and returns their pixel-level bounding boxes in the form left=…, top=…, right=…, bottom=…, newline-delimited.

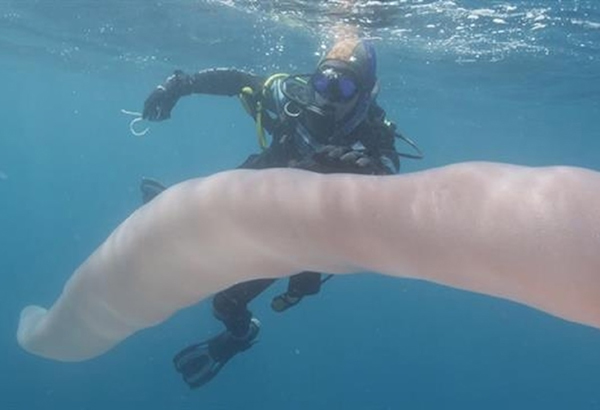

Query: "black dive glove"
left=295, top=145, right=388, bottom=175
left=142, top=70, right=191, bottom=121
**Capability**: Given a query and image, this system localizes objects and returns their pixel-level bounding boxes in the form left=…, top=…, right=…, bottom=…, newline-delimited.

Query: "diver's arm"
left=296, top=120, right=400, bottom=175
left=187, top=68, right=266, bottom=96
left=291, top=145, right=394, bottom=175
left=375, top=145, right=401, bottom=175
left=143, top=69, right=266, bottom=121
left=161, top=68, right=265, bottom=96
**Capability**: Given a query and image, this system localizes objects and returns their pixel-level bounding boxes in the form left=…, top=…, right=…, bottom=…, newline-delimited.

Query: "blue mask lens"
left=312, top=69, right=359, bottom=102
left=338, top=76, right=358, bottom=99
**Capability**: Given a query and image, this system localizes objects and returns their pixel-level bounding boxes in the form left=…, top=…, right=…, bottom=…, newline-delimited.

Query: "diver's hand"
left=311, top=145, right=386, bottom=175
left=142, top=70, right=190, bottom=121
left=143, top=87, right=177, bottom=121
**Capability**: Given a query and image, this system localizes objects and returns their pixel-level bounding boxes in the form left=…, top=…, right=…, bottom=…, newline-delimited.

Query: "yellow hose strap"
left=256, top=101, right=268, bottom=149
left=239, top=86, right=255, bottom=116
left=239, top=73, right=289, bottom=150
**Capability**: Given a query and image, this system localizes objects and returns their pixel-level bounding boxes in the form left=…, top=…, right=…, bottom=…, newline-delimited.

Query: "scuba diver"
left=140, top=37, right=422, bottom=389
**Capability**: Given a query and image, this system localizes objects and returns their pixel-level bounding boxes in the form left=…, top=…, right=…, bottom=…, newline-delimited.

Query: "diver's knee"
left=212, top=292, right=234, bottom=320
left=212, top=292, right=250, bottom=322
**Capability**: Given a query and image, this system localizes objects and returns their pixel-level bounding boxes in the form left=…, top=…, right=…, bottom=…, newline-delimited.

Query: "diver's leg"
left=173, top=279, right=275, bottom=389
left=173, top=152, right=281, bottom=388
left=271, top=271, right=326, bottom=312
left=140, top=177, right=167, bottom=204
left=288, top=271, right=322, bottom=296
left=213, top=279, right=276, bottom=336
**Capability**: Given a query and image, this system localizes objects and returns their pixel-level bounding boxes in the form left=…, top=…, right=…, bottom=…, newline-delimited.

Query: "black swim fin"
left=140, top=177, right=166, bottom=204
left=173, top=318, right=260, bottom=389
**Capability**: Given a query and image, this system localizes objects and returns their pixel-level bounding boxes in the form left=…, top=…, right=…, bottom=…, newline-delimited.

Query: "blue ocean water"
left=1, top=0, right=600, bottom=408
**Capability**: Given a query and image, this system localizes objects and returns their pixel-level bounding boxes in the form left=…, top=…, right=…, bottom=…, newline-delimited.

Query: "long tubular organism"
left=17, top=162, right=600, bottom=361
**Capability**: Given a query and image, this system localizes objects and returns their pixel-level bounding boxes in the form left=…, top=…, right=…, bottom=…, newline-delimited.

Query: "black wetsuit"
left=144, top=68, right=402, bottom=337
